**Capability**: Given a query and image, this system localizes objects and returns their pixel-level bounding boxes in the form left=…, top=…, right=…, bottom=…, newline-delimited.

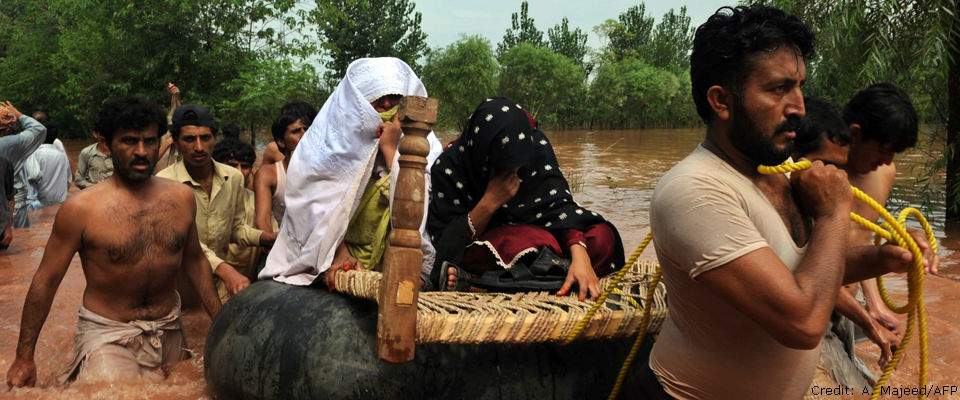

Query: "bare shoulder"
left=850, top=163, right=896, bottom=194
left=255, top=160, right=277, bottom=186
left=59, top=188, right=96, bottom=218
left=152, top=177, right=194, bottom=204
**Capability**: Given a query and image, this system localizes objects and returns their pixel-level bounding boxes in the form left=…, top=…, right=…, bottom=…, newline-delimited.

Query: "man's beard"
left=115, top=157, right=155, bottom=185
left=729, top=100, right=801, bottom=166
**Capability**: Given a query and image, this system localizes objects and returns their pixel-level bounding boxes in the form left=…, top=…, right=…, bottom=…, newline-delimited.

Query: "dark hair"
left=94, top=96, right=167, bottom=145
left=212, top=137, right=256, bottom=166
left=280, top=101, right=317, bottom=125
left=221, top=123, right=242, bottom=139
left=690, top=5, right=815, bottom=123
left=43, top=120, right=59, bottom=144
left=271, top=113, right=306, bottom=143
left=170, top=104, right=219, bottom=139
left=843, top=83, right=918, bottom=152
left=794, top=97, right=848, bottom=156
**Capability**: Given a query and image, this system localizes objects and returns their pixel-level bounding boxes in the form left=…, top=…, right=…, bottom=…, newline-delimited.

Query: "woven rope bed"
left=334, top=258, right=667, bottom=344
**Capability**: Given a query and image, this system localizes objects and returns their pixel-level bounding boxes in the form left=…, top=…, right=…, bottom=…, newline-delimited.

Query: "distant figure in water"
left=5, top=96, right=221, bottom=388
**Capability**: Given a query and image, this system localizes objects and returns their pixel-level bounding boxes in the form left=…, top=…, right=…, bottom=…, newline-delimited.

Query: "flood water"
left=0, top=128, right=957, bottom=399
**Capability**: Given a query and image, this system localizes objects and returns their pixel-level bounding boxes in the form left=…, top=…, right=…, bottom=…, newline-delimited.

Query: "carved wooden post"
left=377, top=96, right=436, bottom=363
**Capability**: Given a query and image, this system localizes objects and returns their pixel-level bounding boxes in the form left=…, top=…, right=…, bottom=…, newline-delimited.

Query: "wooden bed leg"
left=377, top=96, right=437, bottom=363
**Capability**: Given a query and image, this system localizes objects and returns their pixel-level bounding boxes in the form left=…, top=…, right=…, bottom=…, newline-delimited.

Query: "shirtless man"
left=6, top=96, right=221, bottom=388
left=253, top=111, right=307, bottom=234
left=259, top=101, right=317, bottom=167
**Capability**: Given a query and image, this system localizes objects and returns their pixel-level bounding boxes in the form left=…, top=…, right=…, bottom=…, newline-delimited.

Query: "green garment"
left=344, top=173, right=392, bottom=270
left=378, top=104, right=399, bottom=122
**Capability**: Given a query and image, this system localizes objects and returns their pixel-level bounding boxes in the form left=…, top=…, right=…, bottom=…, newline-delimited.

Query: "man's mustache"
left=775, top=114, right=803, bottom=134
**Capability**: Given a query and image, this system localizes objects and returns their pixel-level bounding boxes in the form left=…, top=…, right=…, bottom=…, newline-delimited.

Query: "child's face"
left=224, top=158, right=254, bottom=185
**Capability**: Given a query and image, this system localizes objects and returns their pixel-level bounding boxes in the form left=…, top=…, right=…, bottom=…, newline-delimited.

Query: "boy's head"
left=212, top=137, right=256, bottom=185
left=271, top=113, right=307, bottom=157
left=280, top=101, right=318, bottom=125
left=794, top=96, right=849, bottom=166
left=843, top=83, right=918, bottom=174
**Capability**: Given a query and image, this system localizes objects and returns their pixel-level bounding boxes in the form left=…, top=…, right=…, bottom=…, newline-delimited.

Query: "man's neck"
left=185, top=160, right=215, bottom=183
left=282, top=153, right=291, bottom=170
left=113, top=174, right=151, bottom=193
left=703, top=127, right=763, bottom=180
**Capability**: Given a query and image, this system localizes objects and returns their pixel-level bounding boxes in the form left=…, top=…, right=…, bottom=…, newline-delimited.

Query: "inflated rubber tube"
left=205, top=280, right=652, bottom=400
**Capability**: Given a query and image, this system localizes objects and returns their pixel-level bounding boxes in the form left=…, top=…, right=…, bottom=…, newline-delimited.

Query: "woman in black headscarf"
left=427, top=98, right=624, bottom=300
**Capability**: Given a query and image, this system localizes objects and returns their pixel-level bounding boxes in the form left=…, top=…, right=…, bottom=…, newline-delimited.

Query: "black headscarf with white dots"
left=427, top=97, right=613, bottom=238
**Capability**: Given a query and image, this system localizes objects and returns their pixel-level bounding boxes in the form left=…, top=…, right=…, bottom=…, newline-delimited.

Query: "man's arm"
left=698, top=212, right=849, bottom=350
left=6, top=199, right=83, bottom=388
left=1, top=199, right=13, bottom=250
left=850, top=165, right=905, bottom=332
left=0, top=103, right=46, bottom=164
left=694, top=161, right=854, bottom=350
left=834, top=285, right=899, bottom=367
left=230, top=182, right=271, bottom=247
left=253, top=164, right=277, bottom=233
left=180, top=192, right=221, bottom=319
left=261, top=142, right=283, bottom=165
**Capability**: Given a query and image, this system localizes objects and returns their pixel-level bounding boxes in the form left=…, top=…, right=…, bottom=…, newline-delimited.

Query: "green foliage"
left=0, top=0, right=316, bottom=138
left=218, top=58, right=326, bottom=136
left=421, top=36, right=499, bottom=131
left=646, top=7, right=693, bottom=72
left=496, top=1, right=544, bottom=59
left=498, top=43, right=585, bottom=127
left=547, top=17, right=590, bottom=71
left=312, top=0, right=428, bottom=86
left=600, top=3, right=655, bottom=62
left=587, top=57, right=696, bottom=129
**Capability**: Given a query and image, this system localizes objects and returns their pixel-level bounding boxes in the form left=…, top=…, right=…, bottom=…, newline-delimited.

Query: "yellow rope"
left=571, top=158, right=937, bottom=400
left=765, top=159, right=936, bottom=400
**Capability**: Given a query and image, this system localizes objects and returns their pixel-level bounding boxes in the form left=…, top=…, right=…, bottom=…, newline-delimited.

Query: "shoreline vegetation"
left=1, top=0, right=956, bottom=210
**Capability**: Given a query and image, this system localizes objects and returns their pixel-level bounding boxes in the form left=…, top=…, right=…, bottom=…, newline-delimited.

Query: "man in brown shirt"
left=157, top=105, right=276, bottom=302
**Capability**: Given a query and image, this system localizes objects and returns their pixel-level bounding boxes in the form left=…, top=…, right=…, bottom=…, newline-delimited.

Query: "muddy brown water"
left=0, top=129, right=957, bottom=399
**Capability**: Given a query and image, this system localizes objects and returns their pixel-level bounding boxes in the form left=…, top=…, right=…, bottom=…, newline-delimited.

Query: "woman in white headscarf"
left=259, top=57, right=443, bottom=288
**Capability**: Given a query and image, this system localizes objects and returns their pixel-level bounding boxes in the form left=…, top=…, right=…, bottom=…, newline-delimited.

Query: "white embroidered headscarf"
left=260, top=57, right=443, bottom=286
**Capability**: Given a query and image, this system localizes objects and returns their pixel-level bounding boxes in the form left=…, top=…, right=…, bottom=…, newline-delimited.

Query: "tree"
left=947, top=0, right=960, bottom=220
left=586, top=57, right=685, bottom=129
left=647, top=7, right=693, bottom=71
left=0, top=0, right=309, bottom=137
left=497, top=1, right=544, bottom=59
left=421, top=36, right=499, bottom=131
left=498, top=43, right=585, bottom=126
left=601, top=3, right=655, bottom=61
left=218, top=58, right=326, bottom=147
left=311, top=0, right=428, bottom=87
left=547, top=17, right=590, bottom=72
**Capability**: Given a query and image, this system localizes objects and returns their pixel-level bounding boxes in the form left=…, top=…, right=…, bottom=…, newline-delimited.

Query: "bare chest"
left=757, top=180, right=810, bottom=247
left=82, top=200, right=190, bottom=265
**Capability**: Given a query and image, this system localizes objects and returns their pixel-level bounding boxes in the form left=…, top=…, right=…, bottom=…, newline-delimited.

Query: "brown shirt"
left=649, top=145, right=817, bottom=400
left=157, top=160, right=262, bottom=272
